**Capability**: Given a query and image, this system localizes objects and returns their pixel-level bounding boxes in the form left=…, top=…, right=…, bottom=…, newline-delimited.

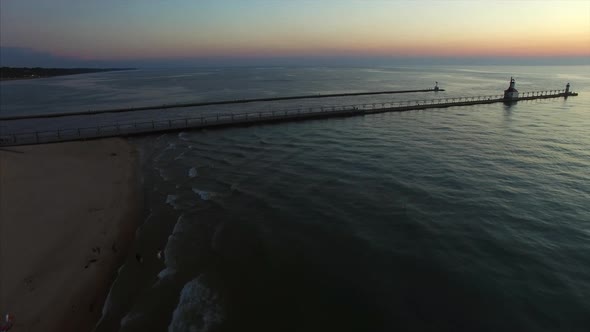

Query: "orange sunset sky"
left=1, top=0, right=589, bottom=62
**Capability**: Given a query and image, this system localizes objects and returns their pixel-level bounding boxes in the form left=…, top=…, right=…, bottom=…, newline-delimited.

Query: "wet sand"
left=0, top=138, right=142, bottom=332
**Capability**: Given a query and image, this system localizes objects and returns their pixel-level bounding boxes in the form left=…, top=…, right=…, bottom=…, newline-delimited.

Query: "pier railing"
left=0, top=90, right=574, bottom=146
left=0, top=88, right=444, bottom=121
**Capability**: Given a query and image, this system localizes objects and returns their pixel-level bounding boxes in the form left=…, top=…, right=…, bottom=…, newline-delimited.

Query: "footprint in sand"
left=24, top=277, right=35, bottom=291
left=84, top=259, right=98, bottom=269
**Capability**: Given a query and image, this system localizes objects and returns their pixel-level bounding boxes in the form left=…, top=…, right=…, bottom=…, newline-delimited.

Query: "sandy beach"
left=0, top=138, right=142, bottom=332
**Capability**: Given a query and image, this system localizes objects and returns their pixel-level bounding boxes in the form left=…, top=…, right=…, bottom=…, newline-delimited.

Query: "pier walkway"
left=0, top=89, right=577, bottom=147
left=0, top=88, right=443, bottom=121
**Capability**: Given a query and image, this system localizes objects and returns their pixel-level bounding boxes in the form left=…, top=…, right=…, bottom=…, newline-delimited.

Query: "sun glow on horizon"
left=1, top=0, right=589, bottom=62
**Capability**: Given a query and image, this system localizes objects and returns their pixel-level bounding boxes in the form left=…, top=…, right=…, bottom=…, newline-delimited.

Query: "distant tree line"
left=0, top=67, right=135, bottom=80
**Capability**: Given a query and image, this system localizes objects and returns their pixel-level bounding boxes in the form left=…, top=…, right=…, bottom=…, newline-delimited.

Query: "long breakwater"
left=0, top=88, right=443, bottom=121
left=0, top=89, right=577, bottom=147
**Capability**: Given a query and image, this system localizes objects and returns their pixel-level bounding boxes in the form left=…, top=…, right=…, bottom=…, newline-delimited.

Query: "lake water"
left=2, top=66, right=590, bottom=331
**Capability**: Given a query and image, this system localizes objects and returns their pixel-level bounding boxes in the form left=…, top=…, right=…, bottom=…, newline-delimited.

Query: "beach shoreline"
left=0, top=138, right=142, bottom=332
left=0, top=68, right=136, bottom=82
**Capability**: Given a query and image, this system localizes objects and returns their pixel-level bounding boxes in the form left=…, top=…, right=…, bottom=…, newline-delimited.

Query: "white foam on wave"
left=157, top=214, right=187, bottom=282
left=97, top=207, right=155, bottom=323
left=98, top=262, right=126, bottom=319
left=153, top=266, right=177, bottom=288
left=100, top=284, right=115, bottom=317
left=166, top=194, right=182, bottom=210
left=160, top=214, right=185, bottom=276
left=171, top=214, right=188, bottom=235
left=159, top=168, right=170, bottom=181
left=192, top=188, right=213, bottom=201
left=168, top=276, right=224, bottom=332
left=158, top=267, right=177, bottom=280
left=120, top=311, right=145, bottom=328
left=189, top=167, right=198, bottom=178
left=174, top=151, right=187, bottom=160
left=166, top=194, right=178, bottom=205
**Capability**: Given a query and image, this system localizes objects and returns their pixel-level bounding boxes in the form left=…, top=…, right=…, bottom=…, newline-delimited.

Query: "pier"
left=0, top=88, right=577, bottom=147
left=0, top=88, right=444, bottom=121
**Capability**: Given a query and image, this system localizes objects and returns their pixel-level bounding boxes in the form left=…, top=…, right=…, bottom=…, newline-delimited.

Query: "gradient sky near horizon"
left=1, top=0, right=589, bottom=61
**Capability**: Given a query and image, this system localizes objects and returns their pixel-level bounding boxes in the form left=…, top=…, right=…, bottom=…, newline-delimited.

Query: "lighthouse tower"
left=566, top=83, right=571, bottom=94
left=504, top=77, right=519, bottom=100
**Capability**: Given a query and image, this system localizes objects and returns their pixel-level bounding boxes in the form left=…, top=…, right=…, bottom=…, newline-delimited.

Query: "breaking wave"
left=168, top=276, right=224, bottom=332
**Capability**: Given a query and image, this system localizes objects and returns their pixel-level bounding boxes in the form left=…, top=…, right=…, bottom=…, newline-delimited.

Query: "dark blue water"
left=3, top=66, right=590, bottom=331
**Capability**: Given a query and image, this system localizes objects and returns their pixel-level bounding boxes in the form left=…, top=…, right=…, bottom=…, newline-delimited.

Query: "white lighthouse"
left=503, top=77, right=519, bottom=100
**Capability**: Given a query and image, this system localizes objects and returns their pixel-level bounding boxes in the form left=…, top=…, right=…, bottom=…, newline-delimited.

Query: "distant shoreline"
left=0, top=67, right=136, bottom=81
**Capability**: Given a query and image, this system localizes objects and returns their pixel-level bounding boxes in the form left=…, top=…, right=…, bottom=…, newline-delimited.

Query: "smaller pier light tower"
left=566, top=83, right=570, bottom=94
left=434, top=81, right=440, bottom=91
left=504, top=77, right=519, bottom=100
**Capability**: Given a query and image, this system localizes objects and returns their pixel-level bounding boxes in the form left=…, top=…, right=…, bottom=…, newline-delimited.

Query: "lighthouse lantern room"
left=504, top=77, right=519, bottom=100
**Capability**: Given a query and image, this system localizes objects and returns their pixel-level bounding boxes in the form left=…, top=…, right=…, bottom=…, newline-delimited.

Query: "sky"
left=1, top=0, right=589, bottom=67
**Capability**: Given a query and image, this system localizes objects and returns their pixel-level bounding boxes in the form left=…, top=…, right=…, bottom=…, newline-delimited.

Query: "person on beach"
left=0, top=313, right=14, bottom=331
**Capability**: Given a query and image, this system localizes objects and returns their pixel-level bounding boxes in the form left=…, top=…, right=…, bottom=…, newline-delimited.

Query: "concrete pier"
left=0, top=88, right=444, bottom=121
left=0, top=89, right=577, bottom=147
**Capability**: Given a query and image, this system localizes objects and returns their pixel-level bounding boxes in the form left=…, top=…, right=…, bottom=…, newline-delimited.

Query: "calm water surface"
left=2, top=66, right=589, bottom=331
